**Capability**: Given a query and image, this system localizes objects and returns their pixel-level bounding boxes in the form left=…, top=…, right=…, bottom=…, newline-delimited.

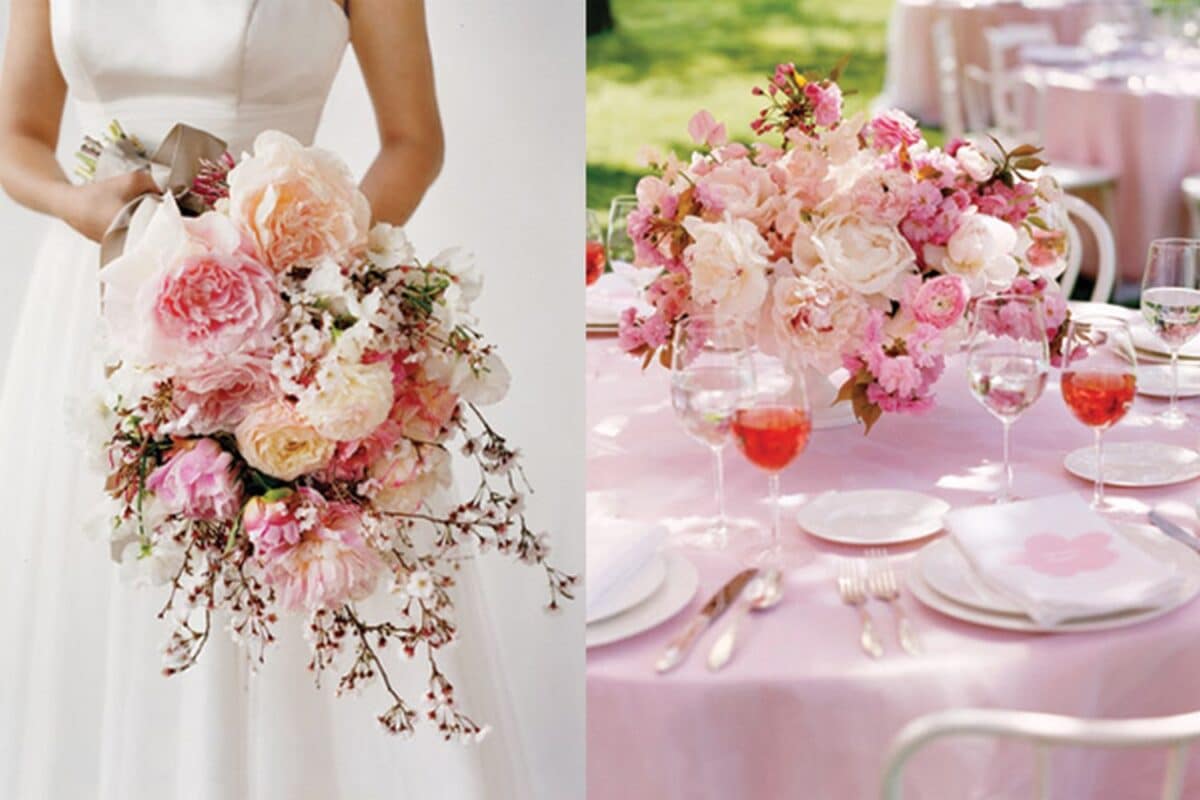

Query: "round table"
left=586, top=333, right=1200, bottom=800
left=1021, top=60, right=1200, bottom=283
left=880, top=0, right=1117, bottom=125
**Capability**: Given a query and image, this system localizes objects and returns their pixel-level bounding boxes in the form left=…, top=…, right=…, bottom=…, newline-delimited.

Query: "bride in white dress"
left=0, top=1, right=534, bottom=797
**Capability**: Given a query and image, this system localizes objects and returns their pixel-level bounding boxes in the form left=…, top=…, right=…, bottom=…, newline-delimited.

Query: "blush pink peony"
left=370, top=441, right=452, bottom=515
left=172, top=351, right=274, bottom=434
left=147, top=438, right=242, bottom=521
left=243, top=491, right=303, bottom=561
left=388, top=356, right=458, bottom=443
left=227, top=131, right=370, bottom=271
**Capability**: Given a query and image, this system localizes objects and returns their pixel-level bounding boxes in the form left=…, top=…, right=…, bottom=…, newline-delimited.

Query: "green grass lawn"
left=587, top=0, right=896, bottom=214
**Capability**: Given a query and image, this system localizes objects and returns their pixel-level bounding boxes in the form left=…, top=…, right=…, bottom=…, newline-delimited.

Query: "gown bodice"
left=51, top=0, right=350, bottom=152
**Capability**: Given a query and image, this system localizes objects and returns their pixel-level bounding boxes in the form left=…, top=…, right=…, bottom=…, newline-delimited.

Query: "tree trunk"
left=587, top=0, right=614, bottom=36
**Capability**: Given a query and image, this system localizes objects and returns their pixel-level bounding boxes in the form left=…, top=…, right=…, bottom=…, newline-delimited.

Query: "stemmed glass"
left=966, top=295, right=1050, bottom=503
left=669, top=314, right=756, bottom=549
left=1140, top=238, right=1200, bottom=428
left=1060, top=316, right=1138, bottom=510
left=606, top=195, right=638, bottom=271
left=731, top=349, right=812, bottom=567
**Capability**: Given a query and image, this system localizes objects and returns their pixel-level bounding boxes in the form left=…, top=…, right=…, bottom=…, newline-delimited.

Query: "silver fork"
left=866, top=548, right=922, bottom=656
left=836, top=559, right=883, bottom=659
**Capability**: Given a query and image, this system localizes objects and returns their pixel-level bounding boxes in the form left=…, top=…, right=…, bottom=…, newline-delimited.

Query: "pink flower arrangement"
left=620, top=61, right=1070, bottom=432
left=88, top=128, right=575, bottom=738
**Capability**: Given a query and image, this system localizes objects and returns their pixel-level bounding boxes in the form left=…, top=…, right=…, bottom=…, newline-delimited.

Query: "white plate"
left=920, top=537, right=1024, bottom=615
left=1136, top=363, right=1200, bottom=398
left=586, top=553, right=699, bottom=648
left=910, top=529, right=1200, bottom=633
left=796, top=490, right=951, bottom=546
left=1064, top=442, right=1200, bottom=488
left=586, top=553, right=668, bottom=624
left=1131, top=320, right=1200, bottom=360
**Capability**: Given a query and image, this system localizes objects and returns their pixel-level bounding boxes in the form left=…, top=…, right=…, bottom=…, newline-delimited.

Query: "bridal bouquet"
left=79, top=126, right=574, bottom=739
left=619, top=62, right=1071, bottom=431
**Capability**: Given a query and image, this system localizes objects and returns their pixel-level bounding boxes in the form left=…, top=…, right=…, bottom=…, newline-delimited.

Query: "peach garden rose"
left=235, top=400, right=335, bottom=481
left=227, top=131, right=370, bottom=271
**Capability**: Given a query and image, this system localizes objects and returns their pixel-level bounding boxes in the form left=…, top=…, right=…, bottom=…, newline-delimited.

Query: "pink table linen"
left=881, top=0, right=1106, bottom=125
left=1022, top=63, right=1200, bottom=283
left=586, top=335, right=1200, bottom=800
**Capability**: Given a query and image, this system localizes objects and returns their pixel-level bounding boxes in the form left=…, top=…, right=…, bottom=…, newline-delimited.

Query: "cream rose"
left=296, top=358, right=395, bottom=442
left=682, top=216, right=770, bottom=319
left=227, top=131, right=370, bottom=270
left=955, top=143, right=996, bottom=183
left=937, top=213, right=1019, bottom=294
left=370, top=442, right=452, bottom=514
left=235, top=401, right=335, bottom=481
left=811, top=213, right=917, bottom=299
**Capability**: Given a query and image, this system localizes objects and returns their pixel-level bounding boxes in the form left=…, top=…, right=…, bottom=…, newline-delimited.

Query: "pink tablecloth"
left=881, top=0, right=1108, bottom=125
left=1023, top=64, right=1200, bottom=283
left=586, top=334, right=1200, bottom=800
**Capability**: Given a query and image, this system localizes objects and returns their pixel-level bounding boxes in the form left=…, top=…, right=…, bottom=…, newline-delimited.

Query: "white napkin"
left=586, top=517, right=666, bottom=618
left=585, top=262, right=653, bottom=325
left=947, top=494, right=1184, bottom=626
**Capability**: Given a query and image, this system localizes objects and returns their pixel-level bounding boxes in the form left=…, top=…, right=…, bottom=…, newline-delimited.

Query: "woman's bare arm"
left=0, top=0, right=154, bottom=242
left=350, top=0, right=444, bottom=225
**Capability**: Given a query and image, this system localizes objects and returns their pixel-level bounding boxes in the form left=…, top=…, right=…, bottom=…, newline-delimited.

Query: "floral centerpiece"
left=78, top=128, right=574, bottom=740
left=618, top=61, right=1070, bottom=431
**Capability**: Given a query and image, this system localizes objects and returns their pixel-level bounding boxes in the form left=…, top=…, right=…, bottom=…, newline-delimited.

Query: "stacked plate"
left=908, top=524, right=1200, bottom=633
left=796, top=489, right=951, bottom=546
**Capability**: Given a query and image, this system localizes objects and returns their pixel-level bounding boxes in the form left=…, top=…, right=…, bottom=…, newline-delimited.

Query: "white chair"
left=1184, top=175, right=1200, bottom=238
left=880, top=707, right=1200, bottom=800
left=1059, top=193, right=1117, bottom=302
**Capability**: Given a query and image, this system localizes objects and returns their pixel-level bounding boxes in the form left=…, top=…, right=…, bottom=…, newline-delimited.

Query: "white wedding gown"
left=0, top=2, right=531, bottom=798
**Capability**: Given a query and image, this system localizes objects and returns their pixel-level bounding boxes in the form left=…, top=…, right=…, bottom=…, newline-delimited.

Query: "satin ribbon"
left=97, top=122, right=229, bottom=266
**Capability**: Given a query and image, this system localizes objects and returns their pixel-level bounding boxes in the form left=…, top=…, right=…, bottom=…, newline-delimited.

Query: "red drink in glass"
left=731, top=407, right=812, bottom=472
left=586, top=240, right=605, bottom=286
left=1061, top=371, right=1136, bottom=429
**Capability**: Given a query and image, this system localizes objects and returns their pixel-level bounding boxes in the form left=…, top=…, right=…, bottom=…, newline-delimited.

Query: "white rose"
left=811, top=213, right=917, bottom=299
left=956, top=144, right=995, bottom=183
left=296, top=357, right=395, bottom=441
left=938, top=213, right=1020, bottom=294
left=682, top=216, right=770, bottom=319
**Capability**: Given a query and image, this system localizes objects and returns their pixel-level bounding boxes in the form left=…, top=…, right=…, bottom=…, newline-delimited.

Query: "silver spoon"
left=706, top=569, right=784, bottom=671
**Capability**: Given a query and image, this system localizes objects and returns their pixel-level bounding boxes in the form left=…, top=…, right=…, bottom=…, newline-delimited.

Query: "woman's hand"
left=59, top=170, right=159, bottom=242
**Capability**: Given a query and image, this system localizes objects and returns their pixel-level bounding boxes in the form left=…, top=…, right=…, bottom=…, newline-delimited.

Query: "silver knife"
left=655, top=568, right=758, bottom=674
left=1148, top=511, right=1200, bottom=555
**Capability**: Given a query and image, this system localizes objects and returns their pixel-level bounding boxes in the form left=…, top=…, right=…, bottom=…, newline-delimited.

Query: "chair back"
left=1059, top=192, right=1116, bottom=302
left=881, top=707, right=1200, bottom=800
left=984, top=24, right=1055, bottom=132
left=932, top=19, right=965, bottom=140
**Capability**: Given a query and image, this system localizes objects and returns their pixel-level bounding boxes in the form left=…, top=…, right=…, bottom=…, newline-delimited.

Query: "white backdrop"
left=0, top=2, right=584, bottom=798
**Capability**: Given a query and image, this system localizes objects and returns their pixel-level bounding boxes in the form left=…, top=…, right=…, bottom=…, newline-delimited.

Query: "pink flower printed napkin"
left=947, top=494, right=1184, bottom=626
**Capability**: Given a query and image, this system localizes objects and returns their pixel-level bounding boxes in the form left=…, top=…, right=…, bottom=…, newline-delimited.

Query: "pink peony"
left=325, top=418, right=404, bottom=482
left=370, top=442, right=452, bottom=515
left=227, top=131, right=370, bottom=271
left=243, top=491, right=303, bottom=561
left=907, top=275, right=968, bottom=330
left=147, top=438, right=242, bottom=521
left=804, top=82, right=843, bottom=128
left=868, top=110, right=921, bottom=151
left=254, top=489, right=382, bottom=611
left=172, top=351, right=274, bottom=434
left=694, top=159, right=777, bottom=227
left=101, top=201, right=281, bottom=370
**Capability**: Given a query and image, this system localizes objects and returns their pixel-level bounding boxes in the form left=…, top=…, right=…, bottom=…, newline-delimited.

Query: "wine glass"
left=1060, top=315, right=1138, bottom=510
left=1140, top=238, right=1200, bottom=428
left=606, top=195, right=638, bottom=271
left=966, top=295, right=1050, bottom=503
left=586, top=209, right=606, bottom=286
left=669, top=314, right=756, bottom=549
left=731, top=350, right=812, bottom=566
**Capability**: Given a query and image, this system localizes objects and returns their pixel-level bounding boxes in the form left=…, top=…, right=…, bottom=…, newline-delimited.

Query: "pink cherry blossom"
left=1011, top=532, right=1120, bottom=578
left=868, top=110, right=921, bottom=151
left=147, top=438, right=242, bottom=521
left=803, top=82, right=843, bottom=128
left=907, top=275, right=968, bottom=329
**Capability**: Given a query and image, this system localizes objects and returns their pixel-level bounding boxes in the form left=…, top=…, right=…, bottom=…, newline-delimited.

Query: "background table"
left=587, top=334, right=1200, bottom=800
left=1021, top=61, right=1200, bottom=283
left=880, top=0, right=1116, bottom=125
